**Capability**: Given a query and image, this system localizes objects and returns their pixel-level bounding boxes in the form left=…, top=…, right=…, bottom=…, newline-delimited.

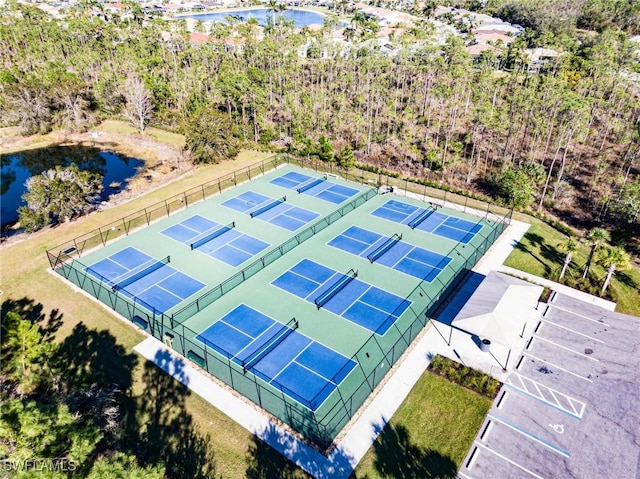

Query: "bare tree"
left=121, top=76, right=154, bottom=134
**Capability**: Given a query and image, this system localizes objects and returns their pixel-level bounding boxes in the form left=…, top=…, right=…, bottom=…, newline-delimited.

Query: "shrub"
left=427, top=354, right=501, bottom=398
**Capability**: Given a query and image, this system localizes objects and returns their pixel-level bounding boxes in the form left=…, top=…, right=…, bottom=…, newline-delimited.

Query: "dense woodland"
left=1, top=1, right=639, bottom=244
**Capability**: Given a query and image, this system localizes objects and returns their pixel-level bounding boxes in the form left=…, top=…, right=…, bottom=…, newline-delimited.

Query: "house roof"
left=474, top=22, right=522, bottom=34
left=474, top=31, right=514, bottom=45
left=189, top=32, right=210, bottom=44
left=465, top=43, right=499, bottom=56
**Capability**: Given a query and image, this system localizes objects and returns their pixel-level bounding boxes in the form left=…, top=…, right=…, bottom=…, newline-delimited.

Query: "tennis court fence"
left=46, top=153, right=510, bottom=271
left=53, top=203, right=510, bottom=449
left=46, top=152, right=513, bottom=448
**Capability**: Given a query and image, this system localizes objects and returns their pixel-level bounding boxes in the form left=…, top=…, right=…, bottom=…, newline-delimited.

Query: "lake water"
left=182, top=8, right=327, bottom=27
left=1, top=146, right=144, bottom=226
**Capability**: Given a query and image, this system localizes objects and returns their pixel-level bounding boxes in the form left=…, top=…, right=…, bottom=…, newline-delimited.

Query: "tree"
left=184, top=105, right=239, bottom=164
left=318, top=135, right=334, bottom=164
left=611, top=180, right=640, bottom=225
left=0, top=311, right=54, bottom=394
left=558, top=236, right=579, bottom=281
left=18, top=164, right=103, bottom=232
left=597, top=245, right=631, bottom=293
left=582, top=227, right=611, bottom=278
left=497, top=168, right=535, bottom=209
left=121, top=75, right=154, bottom=135
left=3, top=77, right=54, bottom=135
left=337, top=145, right=355, bottom=168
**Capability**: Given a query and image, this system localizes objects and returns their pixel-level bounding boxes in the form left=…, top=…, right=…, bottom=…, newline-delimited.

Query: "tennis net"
left=248, top=196, right=286, bottom=218
left=408, top=206, right=436, bottom=229
left=241, top=317, right=298, bottom=371
left=111, top=255, right=170, bottom=291
left=314, top=269, right=358, bottom=309
left=366, top=233, right=402, bottom=263
left=296, top=177, right=325, bottom=193
left=190, top=221, right=235, bottom=250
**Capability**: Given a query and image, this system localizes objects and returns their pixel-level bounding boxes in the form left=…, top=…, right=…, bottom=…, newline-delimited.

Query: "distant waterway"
left=181, top=8, right=328, bottom=27
left=1, top=146, right=144, bottom=226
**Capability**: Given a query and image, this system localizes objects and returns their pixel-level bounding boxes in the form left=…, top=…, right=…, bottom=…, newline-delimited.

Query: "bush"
left=428, top=354, right=501, bottom=398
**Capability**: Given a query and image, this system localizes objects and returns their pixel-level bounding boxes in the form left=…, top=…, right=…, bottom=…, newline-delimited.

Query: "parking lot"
left=460, top=292, right=640, bottom=479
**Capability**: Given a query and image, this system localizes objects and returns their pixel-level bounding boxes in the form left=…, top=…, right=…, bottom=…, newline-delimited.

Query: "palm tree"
left=597, top=246, right=631, bottom=294
left=558, top=236, right=578, bottom=281
left=582, top=227, right=611, bottom=278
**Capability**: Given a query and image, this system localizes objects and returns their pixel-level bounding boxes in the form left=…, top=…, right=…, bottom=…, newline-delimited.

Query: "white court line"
left=533, top=334, right=600, bottom=362
left=522, top=352, right=593, bottom=382
left=469, top=441, right=545, bottom=479
left=547, top=304, right=610, bottom=327
left=541, top=318, right=605, bottom=344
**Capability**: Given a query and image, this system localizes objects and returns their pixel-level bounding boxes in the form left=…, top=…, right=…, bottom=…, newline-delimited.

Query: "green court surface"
left=50, top=164, right=508, bottom=448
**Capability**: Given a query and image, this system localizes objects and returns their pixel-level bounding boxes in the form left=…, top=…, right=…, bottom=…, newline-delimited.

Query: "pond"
left=1, top=146, right=144, bottom=226
left=181, top=8, right=328, bottom=27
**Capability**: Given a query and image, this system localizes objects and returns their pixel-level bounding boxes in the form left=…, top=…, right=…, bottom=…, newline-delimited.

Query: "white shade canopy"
left=451, top=272, right=543, bottom=346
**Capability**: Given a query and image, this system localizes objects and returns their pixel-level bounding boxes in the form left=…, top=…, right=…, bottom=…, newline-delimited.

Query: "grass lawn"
left=352, top=372, right=492, bottom=478
left=0, top=150, right=300, bottom=478
left=504, top=219, right=640, bottom=316
left=95, top=120, right=186, bottom=149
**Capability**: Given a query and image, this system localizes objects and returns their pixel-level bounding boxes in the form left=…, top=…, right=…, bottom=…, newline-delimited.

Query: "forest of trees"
left=0, top=1, right=638, bottom=246
left=0, top=298, right=217, bottom=478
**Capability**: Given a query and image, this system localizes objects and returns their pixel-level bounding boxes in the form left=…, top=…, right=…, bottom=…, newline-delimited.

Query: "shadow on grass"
left=246, top=423, right=309, bottom=479
left=1, top=296, right=63, bottom=342
left=126, top=350, right=217, bottom=479
left=614, top=271, right=638, bottom=290
left=514, top=231, right=567, bottom=277
left=52, top=321, right=216, bottom=478
left=353, top=421, right=457, bottom=479
left=55, top=322, right=138, bottom=392
left=374, top=423, right=457, bottom=478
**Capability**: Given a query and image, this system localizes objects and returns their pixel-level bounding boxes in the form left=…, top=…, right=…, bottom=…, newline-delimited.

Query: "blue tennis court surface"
left=328, top=226, right=452, bottom=282
left=161, top=215, right=270, bottom=267
left=196, top=304, right=356, bottom=411
left=272, top=259, right=411, bottom=335
left=371, top=199, right=483, bottom=244
left=86, top=247, right=205, bottom=313
left=222, top=191, right=319, bottom=231
left=270, top=171, right=360, bottom=204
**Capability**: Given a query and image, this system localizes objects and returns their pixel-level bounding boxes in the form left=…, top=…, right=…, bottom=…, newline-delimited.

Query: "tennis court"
left=86, top=246, right=205, bottom=313
left=49, top=161, right=510, bottom=448
left=161, top=214, right=270, bottom=266
left=196, top=304, right=356, bottom=411
left=222, top=191, right=319, bottom=231
left=372, top=199, right=484, bottom=243
left=328, top=225, right=452, bottom=282
left=270, top=171, right=360, bottom=204
left=272, top=258, right=411, bottom=335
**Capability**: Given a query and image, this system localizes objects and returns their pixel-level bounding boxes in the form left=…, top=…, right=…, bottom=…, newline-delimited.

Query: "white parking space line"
left=522, top=352, right=593, bottom=382
left=541, top=318, right=605, bottom=344
left=469, top=441, right=546, bottom=479
left=547, top=304, right=610, bottom=327
left=488, top=414, right=571, bottom=457
left=533, top=334, right=600, bottom=362
left=506, top=373, right=586, bottom=419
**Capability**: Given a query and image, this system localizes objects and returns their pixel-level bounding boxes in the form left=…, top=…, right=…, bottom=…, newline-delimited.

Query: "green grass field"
left=504, top=219, right=640, bottom=316
left=352, top=372, right=492, bottom=478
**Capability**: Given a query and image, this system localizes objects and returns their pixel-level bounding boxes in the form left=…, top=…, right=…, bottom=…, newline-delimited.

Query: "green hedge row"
left=428, top=354, right=502, bottom=398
